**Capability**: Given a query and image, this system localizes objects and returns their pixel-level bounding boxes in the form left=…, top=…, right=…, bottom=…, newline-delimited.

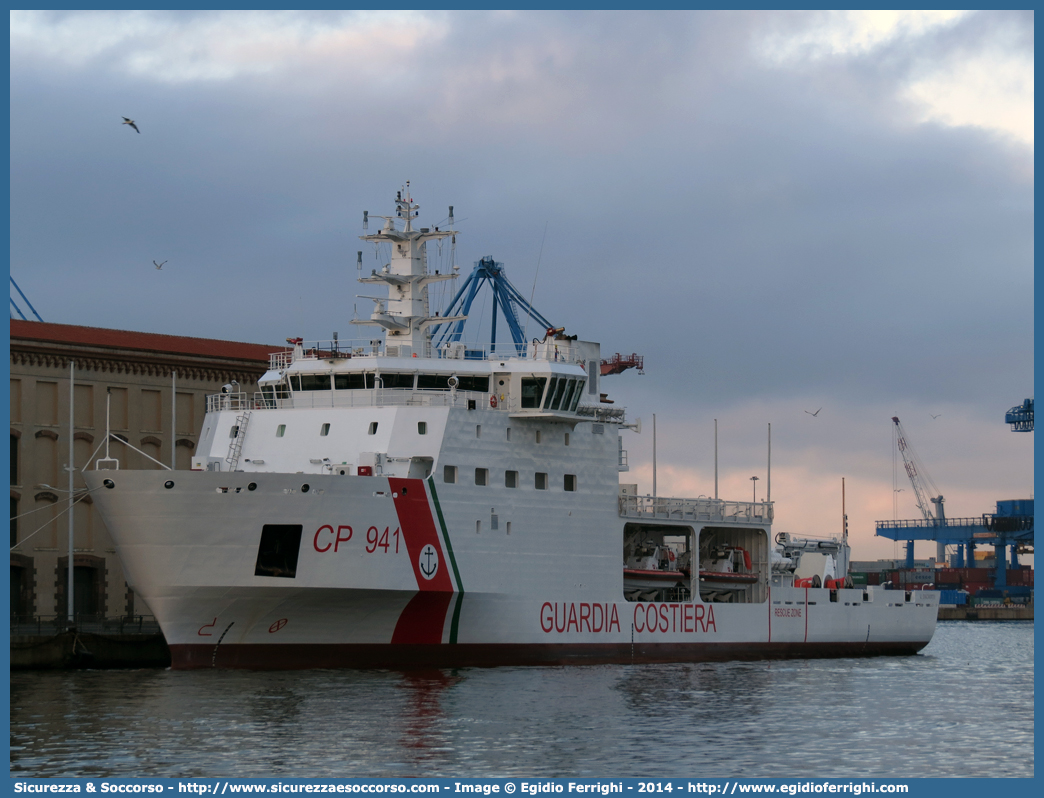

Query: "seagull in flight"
left=931, top=413, right=941, bottom=419
left=153, top=260, right=167, bottom=270
left=122, top=117, right=140, bottom=133
left=805, top=408, right=822, bottom=417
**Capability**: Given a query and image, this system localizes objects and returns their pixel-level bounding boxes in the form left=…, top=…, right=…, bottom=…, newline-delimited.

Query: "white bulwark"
left=85, top=185, right=938, bottom=669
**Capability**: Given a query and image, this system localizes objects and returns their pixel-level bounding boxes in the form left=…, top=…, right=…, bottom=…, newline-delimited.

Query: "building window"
left=444, top=465, right=457, bottom=484
left=475, top=468, right=488, bottom=486
left=368, top=422, right=378, bottom=435
left=320, top=423, right=330, bottom=436
left=418, top=422, right=427, bottom=435
left=535, top=472, right=548, bottom=490
left=10, top=496, right=17, bottom=547
left=10, top=434, right=17, bottom=485
left=505, top=470, right=518, bottom=488
left=564, top=474, right=577, bottom=492
left=276, top=425, right=286, bottom=438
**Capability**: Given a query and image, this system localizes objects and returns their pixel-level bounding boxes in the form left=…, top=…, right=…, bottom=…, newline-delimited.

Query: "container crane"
left=1005, top=398, right=1033, bottom=431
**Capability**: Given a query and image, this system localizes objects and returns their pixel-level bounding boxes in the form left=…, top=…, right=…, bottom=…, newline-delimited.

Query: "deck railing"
left=619, top=494, right=774, bottom=524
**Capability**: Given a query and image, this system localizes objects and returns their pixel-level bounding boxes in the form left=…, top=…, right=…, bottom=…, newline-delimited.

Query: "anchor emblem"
left=418, top=544, right=439, bottom=580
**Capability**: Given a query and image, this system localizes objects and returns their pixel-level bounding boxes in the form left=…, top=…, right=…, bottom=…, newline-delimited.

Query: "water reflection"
left=9, top=623, right=1034, bottom=778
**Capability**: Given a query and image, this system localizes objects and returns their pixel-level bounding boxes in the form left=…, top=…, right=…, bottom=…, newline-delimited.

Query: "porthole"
left=164, top=480, right=175, bottom=490
left=248, top=482, right=257, bottom=491
left=301, top=484, right=310, bottom=493
left=103, top=479, right=115, bottom=489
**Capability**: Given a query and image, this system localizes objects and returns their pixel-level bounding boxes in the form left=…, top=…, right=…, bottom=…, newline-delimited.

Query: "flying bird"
left=153, top=260, right=167, bottom=270
left=805, top=408, right=822, bottom=417
left=122, top=117, right=140, bottom=133
left=931, top=413, right=941, bottom=419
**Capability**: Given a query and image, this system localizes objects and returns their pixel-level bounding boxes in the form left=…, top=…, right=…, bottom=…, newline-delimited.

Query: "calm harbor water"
left=10, top=621, right=1033, bottom=779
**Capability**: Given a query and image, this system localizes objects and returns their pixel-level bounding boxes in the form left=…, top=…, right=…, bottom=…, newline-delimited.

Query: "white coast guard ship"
left=85, top=186, right=938, bottom=669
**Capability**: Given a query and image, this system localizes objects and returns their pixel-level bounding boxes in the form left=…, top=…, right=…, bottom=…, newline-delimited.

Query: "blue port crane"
left=10, top=276, right=43, bottom=322
left=1005, top=398, right=1033, bottom=431
left=429, top=256, right=556, bottom=356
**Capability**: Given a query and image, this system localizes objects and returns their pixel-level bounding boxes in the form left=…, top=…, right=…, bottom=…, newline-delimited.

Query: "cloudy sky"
left=10, top=10, right=1034, bottom=562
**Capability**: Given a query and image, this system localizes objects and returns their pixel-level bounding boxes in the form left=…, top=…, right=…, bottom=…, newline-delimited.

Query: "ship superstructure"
left=85, top=185, right=938, bottom=669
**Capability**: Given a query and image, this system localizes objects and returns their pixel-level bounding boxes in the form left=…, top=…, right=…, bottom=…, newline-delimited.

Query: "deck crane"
left=891, top=416, right=947, bottom=567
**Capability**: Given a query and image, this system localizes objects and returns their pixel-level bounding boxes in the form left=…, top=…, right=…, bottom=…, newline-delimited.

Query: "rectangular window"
left=334, top=373, right=372, bottom=390
left=10, top=435, right=17, bottom=486
left=476, top=425, right=481, bottom=438
left=444, top=465, right=457, bottom=484
left=476, top=520, right=482, bottom=534
left=229, top=425, right=239, bottom=438
left=535, top=430, right=542, bottom=444
left=475, top=468, right=488, bottom=486
left=520, top=377, right=547, bottom=408
left=368, top=422, right=378, bottom=435
left=380, top=373, right=415, bottom=389
left=564, top=474, right=577, bottom=492
left=320, top=423, right=330, bottom=436
left=505, top=470, right=518, bottom=488
left=535, top=472, right=548, bottom=490
left=564, top=432, right=570, bottom=446
left=254, top=524, right=303, bottom=578
left=276, top=425, right=286, bottom=437
left=10, top=496, right=17, bottom=547
left=506, top=521, right=512, bottom=535
left=418, top=421, right=427, bottom=435
left=506, top=427, right=511, bottom=441
left=457, top=375, right=490, bottom=392
left=299, top=374, right=332, bottom=391
left=417, top=374, right=450, bottom=390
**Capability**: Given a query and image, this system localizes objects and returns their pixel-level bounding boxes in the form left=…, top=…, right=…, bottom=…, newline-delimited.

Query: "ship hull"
left=85, top=470, right=939, bottom=670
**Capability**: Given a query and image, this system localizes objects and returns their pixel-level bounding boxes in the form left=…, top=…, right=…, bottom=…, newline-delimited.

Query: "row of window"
left=265, top=373, right=587, bottom=414
left=262, top=422, right=569, bottom=443
left=444, top=465, right=577, bottom=492
left=278, top=373, right=492, bottom=394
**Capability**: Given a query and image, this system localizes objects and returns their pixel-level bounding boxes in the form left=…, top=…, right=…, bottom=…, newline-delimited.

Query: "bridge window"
left=298, top=374, right=331, bottom=391
left=334, top=373, right=374, bottom=390
left=380, top=373, right=415, bottom=389
left=417, top=374, right=450, bottom=390
left=548, top=377, right=569, bottom=410
left=521, top=377, right=547, bottom=409
left=457, top=376, right=490, bottom=392
left=569, top=380, right=585, bottom=411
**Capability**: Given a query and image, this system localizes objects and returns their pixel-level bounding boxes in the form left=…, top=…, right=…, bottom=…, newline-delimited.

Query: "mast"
left=354, top=182, right=460, bottom=356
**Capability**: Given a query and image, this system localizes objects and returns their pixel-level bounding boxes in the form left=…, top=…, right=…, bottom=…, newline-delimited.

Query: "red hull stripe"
left=391, top=591, right=455, bottom=644
left=388, top=477, right=453, bottom=592
left=175, top=639, right=932, bottom=670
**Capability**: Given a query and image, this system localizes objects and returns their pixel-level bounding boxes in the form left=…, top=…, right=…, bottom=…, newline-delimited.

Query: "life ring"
left=490, top=395, right=498, bottom=408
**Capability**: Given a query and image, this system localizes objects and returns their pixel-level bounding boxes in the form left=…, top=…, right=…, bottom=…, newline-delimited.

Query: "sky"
left=9, top=10, right=1034, bottom=563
